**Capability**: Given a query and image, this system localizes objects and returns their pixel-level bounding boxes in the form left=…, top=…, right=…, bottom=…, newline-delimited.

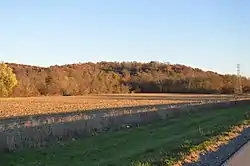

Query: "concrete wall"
left=0, top=100, right=249, bottom=152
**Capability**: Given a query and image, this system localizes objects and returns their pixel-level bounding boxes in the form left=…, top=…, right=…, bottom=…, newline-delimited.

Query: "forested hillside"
left=7, top=61, right=250, bottom=97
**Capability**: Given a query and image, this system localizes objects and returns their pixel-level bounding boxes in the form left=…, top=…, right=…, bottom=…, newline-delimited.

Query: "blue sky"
left=0, top=0, right=249, bottom=76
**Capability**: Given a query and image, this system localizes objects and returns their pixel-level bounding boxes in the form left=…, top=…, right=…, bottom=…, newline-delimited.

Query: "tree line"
left=1, top=61, right=250, bottom=97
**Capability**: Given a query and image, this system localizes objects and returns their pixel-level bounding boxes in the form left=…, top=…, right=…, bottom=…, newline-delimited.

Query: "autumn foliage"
left=0, top=63, right=18, bottom=96
left=6, top=61, right=250, bottom=97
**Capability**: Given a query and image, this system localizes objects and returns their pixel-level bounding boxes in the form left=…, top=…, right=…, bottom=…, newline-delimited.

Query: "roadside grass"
left=1, top=105, right=250, bottom=166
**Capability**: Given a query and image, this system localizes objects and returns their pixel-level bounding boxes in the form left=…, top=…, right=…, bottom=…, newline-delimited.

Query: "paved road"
left=222, top=141, right=250, bottom=166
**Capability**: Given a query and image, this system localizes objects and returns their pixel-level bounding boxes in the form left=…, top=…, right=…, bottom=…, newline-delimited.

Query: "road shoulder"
left=222, top=141, right=250, bottom=166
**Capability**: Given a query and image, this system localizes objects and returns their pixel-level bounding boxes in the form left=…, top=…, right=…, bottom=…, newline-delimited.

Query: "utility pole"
left=236, top=64, right=243, bottom=95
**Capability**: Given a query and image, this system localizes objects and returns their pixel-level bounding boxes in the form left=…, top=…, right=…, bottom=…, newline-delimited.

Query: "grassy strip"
left=1, top=105, right=250, bottom=166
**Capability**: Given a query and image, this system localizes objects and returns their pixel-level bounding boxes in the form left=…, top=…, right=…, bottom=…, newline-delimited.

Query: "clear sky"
left=0, top=0, right=249, bottom=76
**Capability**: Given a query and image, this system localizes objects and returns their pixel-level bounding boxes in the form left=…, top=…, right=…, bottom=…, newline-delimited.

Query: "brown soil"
left=0, top=94, right=188, bottom=118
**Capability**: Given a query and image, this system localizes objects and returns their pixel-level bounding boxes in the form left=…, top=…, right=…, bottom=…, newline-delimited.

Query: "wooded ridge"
left=7, top=61, right=250, bottom=96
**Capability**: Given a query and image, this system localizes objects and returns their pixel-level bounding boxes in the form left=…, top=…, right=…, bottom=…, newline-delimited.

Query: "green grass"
left=1, top=105, right=250, bottom=166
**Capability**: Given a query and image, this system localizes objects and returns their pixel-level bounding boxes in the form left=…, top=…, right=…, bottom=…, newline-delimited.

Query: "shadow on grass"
left=1, top=102, right=250, bottom=166
left=0, top=101, right=215, bottom=152
left=0, top=101, right=245, bottom=152
left=1, top=96, right=246, bottom=133
left=2, top=102, right=249, bottom=166
left=0, top=102, right=201, bottom=132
